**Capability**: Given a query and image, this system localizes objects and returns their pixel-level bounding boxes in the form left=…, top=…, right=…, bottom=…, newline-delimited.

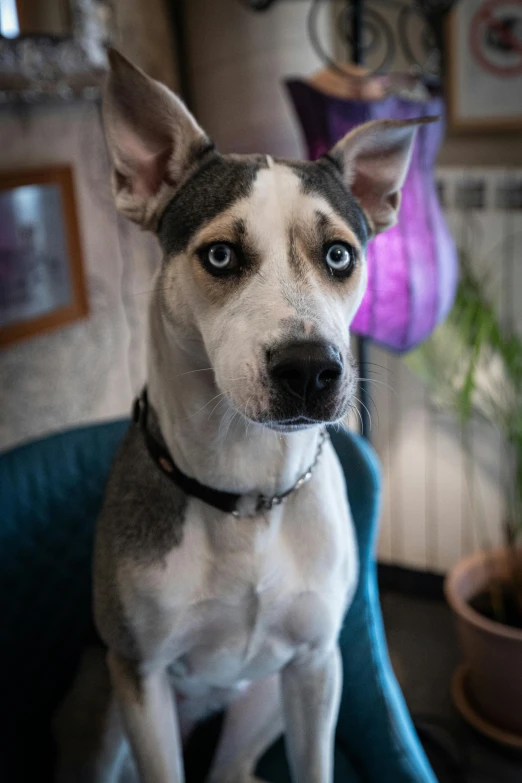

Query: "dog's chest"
left=171, top=540, right=335, bottom=688
left=123, top=477, right=355, bottom=689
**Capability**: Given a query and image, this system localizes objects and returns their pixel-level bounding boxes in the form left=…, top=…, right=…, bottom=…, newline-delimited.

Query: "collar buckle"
left=256, top=494, right=282, bottom=513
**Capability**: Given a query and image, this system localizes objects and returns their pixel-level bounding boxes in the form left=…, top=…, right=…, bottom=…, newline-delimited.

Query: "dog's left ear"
left=103, top=49, right=209, bottom=230
left=329, top=116, right=437, bottom=235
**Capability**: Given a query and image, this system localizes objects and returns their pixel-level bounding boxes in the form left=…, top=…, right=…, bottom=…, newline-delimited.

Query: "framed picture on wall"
left=0, top=166, right=88, bottom=347
left=447, top=0, right=522, bottom=131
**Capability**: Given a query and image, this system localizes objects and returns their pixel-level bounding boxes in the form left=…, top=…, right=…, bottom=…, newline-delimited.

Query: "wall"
left=373, top=166, right=522, bottom=572
left=184, top=0, right=327, bottom=158
left=0, top=0, right=177, bottom=451
left=440, top=134, right=522, bottom=168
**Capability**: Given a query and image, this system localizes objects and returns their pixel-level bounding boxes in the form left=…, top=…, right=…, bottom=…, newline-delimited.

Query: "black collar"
left=133, top=389, right=241, bottom=515
left=133, top=388, right=327, bottom=518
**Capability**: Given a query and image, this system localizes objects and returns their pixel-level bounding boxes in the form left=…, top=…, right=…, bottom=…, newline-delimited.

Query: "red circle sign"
left=470, top=0, right=522, bottom=76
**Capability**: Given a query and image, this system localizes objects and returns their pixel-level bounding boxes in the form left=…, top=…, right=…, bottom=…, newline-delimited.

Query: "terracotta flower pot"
left=445, top=548, right=522, bottom=737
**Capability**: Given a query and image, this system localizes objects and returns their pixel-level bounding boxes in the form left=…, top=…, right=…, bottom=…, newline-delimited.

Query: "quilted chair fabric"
left=0, top=421, right=435, bottom=783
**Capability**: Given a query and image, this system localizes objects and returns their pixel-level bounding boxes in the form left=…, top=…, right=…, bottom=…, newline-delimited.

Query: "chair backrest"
left=0, top=420, right=380, bottom=782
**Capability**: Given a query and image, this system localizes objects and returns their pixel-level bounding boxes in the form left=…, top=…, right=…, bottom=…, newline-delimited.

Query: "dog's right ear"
left=103, top=49, right=209, bottom=230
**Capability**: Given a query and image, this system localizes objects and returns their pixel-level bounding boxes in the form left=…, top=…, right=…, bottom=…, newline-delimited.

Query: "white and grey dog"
left=54, top=50, right=430, bottom=783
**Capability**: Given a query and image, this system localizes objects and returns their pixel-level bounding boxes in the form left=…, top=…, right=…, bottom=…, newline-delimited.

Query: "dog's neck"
left=146, top=297, right=321, bottom=498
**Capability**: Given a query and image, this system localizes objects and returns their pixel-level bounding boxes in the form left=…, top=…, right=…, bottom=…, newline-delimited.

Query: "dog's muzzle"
left=267, top=340, right=344, bottom=423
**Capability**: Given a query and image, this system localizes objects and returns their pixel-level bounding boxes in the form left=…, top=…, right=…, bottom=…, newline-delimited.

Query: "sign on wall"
left=447, top=0, right=522, bottom=131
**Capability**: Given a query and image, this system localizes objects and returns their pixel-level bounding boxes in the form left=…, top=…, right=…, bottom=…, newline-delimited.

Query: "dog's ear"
left=328, top=117, right=437, bottom=235
left=103, top=49, right=209, bottom=229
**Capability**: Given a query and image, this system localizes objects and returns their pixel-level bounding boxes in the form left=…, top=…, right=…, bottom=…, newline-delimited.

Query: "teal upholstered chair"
left=0, top=421, right=436, bottom=783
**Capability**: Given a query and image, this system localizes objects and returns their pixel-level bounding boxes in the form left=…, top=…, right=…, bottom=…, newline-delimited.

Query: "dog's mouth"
left=260, top=400, right=349, bottom=431
left=263, top=416, right=329, bottom=433
left=247, top=386, right=354, bottom=433
left=265, top=416, right=338, bottom=433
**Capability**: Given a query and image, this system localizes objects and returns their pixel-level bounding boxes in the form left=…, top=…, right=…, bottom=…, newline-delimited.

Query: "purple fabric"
left=285, top=80, right=458, bottom=352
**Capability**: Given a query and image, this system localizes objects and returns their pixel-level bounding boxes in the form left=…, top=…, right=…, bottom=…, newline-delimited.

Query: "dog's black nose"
left=268, top=341, right=343, bottom=402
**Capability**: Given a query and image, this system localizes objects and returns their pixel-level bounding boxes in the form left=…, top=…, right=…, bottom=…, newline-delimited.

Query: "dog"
left=54, top=50, right=430, bottom=783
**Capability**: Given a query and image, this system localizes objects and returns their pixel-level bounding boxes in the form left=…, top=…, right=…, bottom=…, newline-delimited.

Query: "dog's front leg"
left=108, top=651, right=184, bottom=783
left=281, top=644, right=342, bottom=783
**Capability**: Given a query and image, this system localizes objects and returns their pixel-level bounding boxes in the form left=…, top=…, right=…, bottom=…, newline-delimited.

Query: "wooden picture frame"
left=446, top=0, right=522, bottom=133
left=0, top=166, right=88, bottom=347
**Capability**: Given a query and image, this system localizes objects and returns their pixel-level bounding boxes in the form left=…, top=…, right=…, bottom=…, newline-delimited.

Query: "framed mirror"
left=0, top=0, right=112, bottom=102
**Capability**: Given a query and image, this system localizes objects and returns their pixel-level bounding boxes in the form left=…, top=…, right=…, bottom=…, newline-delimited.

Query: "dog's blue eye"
left=208, top=243, right=233, bottom=269
left=325, top=243, right=352, bottom=273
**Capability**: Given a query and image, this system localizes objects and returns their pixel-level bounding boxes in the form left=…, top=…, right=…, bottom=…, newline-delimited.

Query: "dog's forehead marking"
left=240, top=159, right=369, bottom=251
left=248, top=164, right=301, bottom=221
left=233, top=165, right=309, bottom=262
left=158, top=152, right=368, bottom=259
left=241, top=163, right=362, bottom=252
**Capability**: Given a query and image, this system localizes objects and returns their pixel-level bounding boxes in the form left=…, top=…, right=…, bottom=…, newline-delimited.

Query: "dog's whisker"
left=176, top=368, right=214, bottom=378
left=356, top=377, right=396, bottom=393
left=360, top=361, right=396, bottom=377
left=207, top=395, right=229, bottom=421
left=226, top=409, right=239, bottom=440
left=217, top=407, right=232, bottom=439
left=182, top=392, right=226, bottom=421
left=176, top=370, right=247, bottom=382
left=223, top=410, right=240, bottom=443
left=243, top=397, right=253, bottom=437
left=365, top=390, right=380, bottom=412
left=353, top=406, right=364, bottom=433
left=352, top=395, right=372, bottom=432
left=218, top=402, right=237, bottom=440
left=364, top=391, right=380, bottom=428
left=349, top=401, right=364, bottom=433
left=237, top=407, right=248, bottom=435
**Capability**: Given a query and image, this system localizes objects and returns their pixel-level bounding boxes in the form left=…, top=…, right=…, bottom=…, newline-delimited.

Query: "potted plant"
left=406, top=253, right=522, bottom=744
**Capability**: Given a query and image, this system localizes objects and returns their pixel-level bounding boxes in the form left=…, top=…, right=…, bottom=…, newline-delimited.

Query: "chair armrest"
left=330, top=430, right=436, bottom=783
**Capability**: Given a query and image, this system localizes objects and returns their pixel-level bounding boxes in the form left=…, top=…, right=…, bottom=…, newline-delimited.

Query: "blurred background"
left=0, top=0, right=521, bottom=780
